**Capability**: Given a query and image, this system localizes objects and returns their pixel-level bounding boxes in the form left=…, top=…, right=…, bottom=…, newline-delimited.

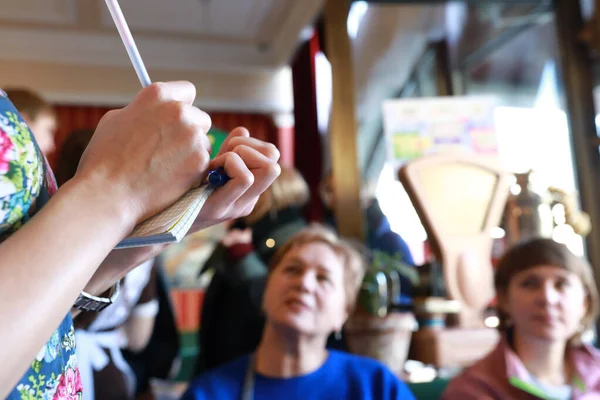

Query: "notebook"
left=115, top=184, right=215, bottom=249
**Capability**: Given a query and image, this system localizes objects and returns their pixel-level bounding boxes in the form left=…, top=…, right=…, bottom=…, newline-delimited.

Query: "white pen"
left=104, top=0, right=152, bottom=88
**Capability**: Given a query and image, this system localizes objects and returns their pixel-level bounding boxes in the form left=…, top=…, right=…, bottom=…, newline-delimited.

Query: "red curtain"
left=50, top=105, right=113, bottom=167
left=50, top=104, right=280, bottom=168
left=292, top=32, right=324, bottom=222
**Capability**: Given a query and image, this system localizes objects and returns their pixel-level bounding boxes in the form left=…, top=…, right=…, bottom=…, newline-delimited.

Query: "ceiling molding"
left=0, top=0, right=321, bottom=115
left=97, top=0, right=287, bottom=44
left=268, top=0, right=324, bottom=66
left=0, top=26, right=273, bottom=73
left=0, top=60, right=293, bottom=113
left=75, top=0, right=104, bottom=29
left=0, top=18, right=259, bottom=47
left=46, top=91, right=287, bottom=114
left=0, top=0, right=77, bottom=25
left=0, top=0, right=324, bottom=72
left=255, top=0, right=295, bottom=46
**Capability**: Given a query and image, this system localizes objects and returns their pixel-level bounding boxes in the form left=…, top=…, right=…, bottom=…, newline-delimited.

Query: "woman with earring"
left=184, top=225, right=415, bottom=399
left=195, top=166, right=312, bottom=374
left=443, top=238, right=600, bottom=399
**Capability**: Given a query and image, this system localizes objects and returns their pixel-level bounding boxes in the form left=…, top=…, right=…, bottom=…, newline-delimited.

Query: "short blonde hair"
left=244, top=166, right=310, bottom=225
left=495, top=238, right=599, bottom=345
left=4, top=88, right=55, bottom=121
left=268, top=224, right=366, bottom=313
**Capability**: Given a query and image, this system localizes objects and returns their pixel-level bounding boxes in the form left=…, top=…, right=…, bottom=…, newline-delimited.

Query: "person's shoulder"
left=581, top=342, right=600, bottom=360
left=183, top=355, right=249, bottom=399
left=328, top=351, right=414, bottom=395
left=198, top=355, right=249, bottom=380
left=571, top=343, right=600, bottom=390
left=442, top=349, right=503, bottom=399
left=0, top=91, right=49, bottom=240
left=568, top=342, right=600, bottom=373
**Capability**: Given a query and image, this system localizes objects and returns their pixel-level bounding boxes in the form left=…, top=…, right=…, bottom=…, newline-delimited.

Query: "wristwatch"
left=73, top=281, right=120, bottom=312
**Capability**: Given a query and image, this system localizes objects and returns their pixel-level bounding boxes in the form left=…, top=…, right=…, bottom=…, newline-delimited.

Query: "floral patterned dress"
left=0, top=89, right=83, bottom=400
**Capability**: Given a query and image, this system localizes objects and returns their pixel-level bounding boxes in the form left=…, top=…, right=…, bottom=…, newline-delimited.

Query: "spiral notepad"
left=115, top=185, right=215, bottom=249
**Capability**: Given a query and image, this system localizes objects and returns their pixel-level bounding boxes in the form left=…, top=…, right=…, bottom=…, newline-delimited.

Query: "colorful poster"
left=382, top=96, right=499, bottom=166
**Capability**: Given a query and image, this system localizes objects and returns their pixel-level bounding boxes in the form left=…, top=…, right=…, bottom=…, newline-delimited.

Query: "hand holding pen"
left=102, top=0, right=281, bottom=229
left=105, top=0, right=229, bottom=187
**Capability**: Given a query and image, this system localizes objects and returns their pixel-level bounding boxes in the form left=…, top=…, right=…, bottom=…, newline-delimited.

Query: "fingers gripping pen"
left=104, top=0, right=229, bottom=188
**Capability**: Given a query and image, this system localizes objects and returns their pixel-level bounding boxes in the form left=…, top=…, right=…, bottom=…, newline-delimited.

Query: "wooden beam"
left=433, top=40, right=454, bottom=97
left=324, top=0, right=364, bottom=241
left=555, top=0, right=600, bottom=315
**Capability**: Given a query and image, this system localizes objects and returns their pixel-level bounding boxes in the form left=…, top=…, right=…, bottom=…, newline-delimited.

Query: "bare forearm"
left=124, top=315, right=156, bottom=352
left=81, top=244, right=168, bottom=299
left=0, top=178, right=133, bottom=396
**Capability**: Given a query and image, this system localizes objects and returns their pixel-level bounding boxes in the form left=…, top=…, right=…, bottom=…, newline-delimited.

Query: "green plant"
left=357, top=251, right=419, bottom=316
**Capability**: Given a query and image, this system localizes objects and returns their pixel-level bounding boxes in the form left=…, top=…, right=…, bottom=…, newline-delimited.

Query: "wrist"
left=65, top=175, right=138, bottom=237
left=82, top=244, right=166, bottom=297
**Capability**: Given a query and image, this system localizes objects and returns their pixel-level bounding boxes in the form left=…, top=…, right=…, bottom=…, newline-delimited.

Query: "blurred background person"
left=443, top=238, right=600, bottom=399
left=4, top=88, right=57, bottom=155
left=184, top=225, right=415, bottom=400
left=195, top=166, right=310, bottom=374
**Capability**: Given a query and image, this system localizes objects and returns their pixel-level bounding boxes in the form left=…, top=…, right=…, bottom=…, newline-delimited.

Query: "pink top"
left=442, top=335, right=600, bottom=399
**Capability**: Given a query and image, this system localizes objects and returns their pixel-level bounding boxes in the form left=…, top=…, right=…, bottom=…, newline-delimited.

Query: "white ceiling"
left=0, top=0, right=323, bottom=112
left=98, top=0, right=288, bottom=42
left=0, top=0, right=323, bottom=71
left=0, top=0, right=77, bottom=24
left=0, top=0, right=463, bottom=177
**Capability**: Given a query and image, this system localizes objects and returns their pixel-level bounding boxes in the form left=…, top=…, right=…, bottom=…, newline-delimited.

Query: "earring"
left=335, top=330, right=342, bottom=341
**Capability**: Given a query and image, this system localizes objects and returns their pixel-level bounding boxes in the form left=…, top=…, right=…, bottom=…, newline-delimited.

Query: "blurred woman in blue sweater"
left=182, top=225, right=414, bottom=400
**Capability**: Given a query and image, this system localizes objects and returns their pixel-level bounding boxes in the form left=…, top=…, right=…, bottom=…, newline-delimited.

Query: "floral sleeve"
left=0, top=90, right=82, bottom=400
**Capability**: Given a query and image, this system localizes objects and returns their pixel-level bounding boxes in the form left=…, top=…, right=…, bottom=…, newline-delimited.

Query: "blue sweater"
left=182, top=350, right=415, bottom=400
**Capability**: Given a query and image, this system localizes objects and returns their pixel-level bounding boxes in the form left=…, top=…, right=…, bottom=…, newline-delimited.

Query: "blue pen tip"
left=208, top=168, right=230, bottom=187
